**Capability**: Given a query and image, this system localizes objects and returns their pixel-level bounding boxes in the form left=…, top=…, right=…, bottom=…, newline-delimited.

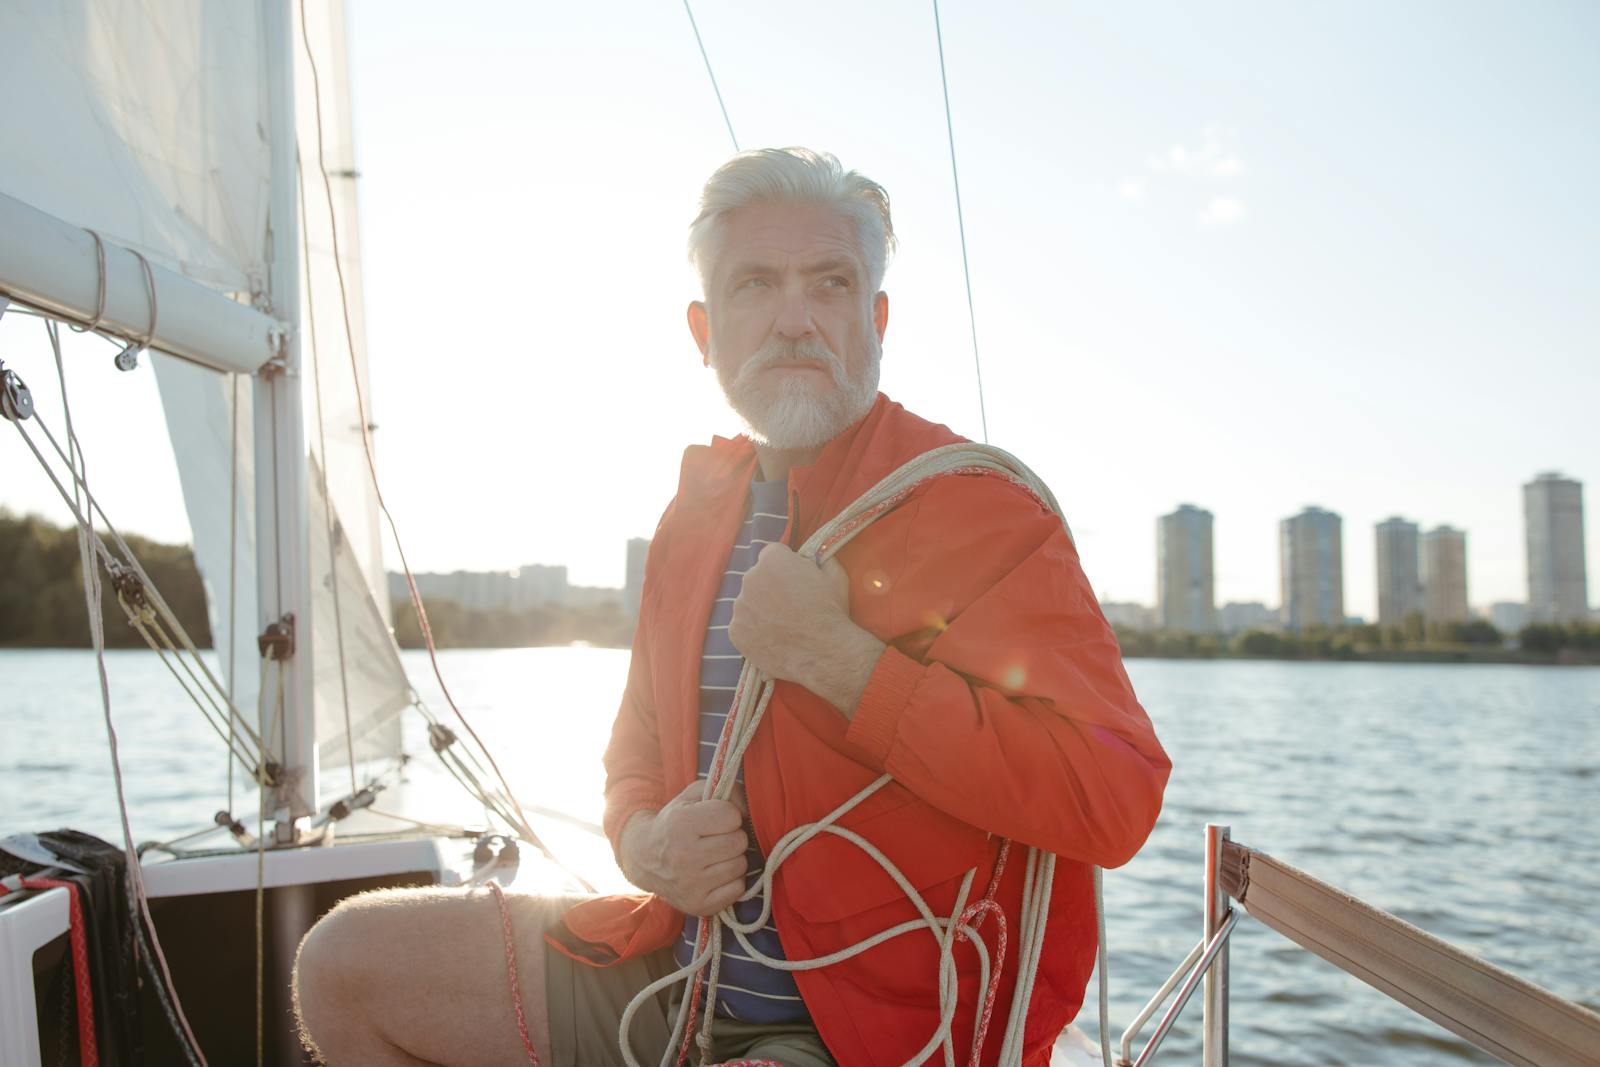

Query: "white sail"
left=150, top=359, right=263, bottom=735
left=2, top=0, right=408, bottom=805
left=295, top=0, right=409, bottom=799
left=0, top=1, right=272, bottom=294
left=295, top=0, right=391, bottom=618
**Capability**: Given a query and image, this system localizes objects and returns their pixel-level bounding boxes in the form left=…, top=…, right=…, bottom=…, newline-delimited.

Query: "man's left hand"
left=729, top=544, right=886, bottom=718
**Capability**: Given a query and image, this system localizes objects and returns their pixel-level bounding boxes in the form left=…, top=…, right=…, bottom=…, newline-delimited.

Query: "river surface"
left=2, top=648, right=1597, bottom=1066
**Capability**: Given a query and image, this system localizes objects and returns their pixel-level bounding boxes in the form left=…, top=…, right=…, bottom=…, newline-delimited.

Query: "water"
left=2, top=649, right=1597, bottom=1065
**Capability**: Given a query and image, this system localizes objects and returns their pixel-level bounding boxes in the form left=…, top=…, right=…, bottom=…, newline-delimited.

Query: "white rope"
left=619, top=443, right=1102, bottom=1067
left=68, top=228, right=108, bottom=334
left=1095, top=868, right=1112, bottom=1067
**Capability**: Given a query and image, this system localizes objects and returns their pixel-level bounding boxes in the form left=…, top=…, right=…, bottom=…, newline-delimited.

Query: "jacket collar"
left=677, top=393, right=964, bottom=543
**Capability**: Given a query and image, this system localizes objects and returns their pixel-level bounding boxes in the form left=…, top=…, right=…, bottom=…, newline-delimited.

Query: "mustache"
left=735, top=337, right=847, bottom=388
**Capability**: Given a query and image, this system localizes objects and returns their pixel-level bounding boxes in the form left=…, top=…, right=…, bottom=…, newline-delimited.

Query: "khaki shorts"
left=529, top=896, right=837, bottom=1067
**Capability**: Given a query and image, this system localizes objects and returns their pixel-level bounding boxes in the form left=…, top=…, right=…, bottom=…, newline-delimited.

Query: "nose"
left=772, top=280, right=814, bottom=340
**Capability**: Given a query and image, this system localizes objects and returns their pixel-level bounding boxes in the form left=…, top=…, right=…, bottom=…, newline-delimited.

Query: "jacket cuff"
left=845, top=645, right=923, bottom=768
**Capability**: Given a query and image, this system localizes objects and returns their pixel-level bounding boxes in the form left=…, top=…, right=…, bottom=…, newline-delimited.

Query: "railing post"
left=1203, top=824, right=1231, bottom=1066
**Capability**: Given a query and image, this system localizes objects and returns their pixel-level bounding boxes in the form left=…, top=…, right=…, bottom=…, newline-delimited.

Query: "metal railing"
left=1117, top=825, right=1234, bottom=1067
left=1115, top=823, right=1600, bottom=1067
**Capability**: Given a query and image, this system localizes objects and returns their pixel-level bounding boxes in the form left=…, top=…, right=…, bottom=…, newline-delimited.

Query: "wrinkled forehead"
left=708, top=202, right=868, bottom=281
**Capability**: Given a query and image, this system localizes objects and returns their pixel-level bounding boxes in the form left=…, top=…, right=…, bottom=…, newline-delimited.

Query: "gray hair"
left=688, top=147, right=897, bottom=294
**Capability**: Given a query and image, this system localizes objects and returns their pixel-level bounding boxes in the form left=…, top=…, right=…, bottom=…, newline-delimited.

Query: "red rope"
left=0, top=878, right=99, bottom=1066
left=675, top=920, right=714, bottom=1067
left=956, top=838, right=1012, bottom=1067
left=486, top=881, right=540, bottom=1066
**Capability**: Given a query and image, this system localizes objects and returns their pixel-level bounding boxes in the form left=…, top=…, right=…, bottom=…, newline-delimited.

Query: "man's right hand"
left=618, top=780, right=748, bottom=917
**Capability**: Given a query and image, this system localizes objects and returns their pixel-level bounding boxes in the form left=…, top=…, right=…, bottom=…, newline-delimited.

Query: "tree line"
left=391, top=598, right=635, bottom=650
left=0, top=510, right=212, bottom=648
left=1113, top=618, right=1600, bottom=664
left=6, top=509, right=1590, bottom=660
left=1, top=510, right=635, bottom=650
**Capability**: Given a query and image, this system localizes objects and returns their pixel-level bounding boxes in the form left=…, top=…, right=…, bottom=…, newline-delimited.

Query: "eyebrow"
left=803, top=257, right=861, bottom=279
left=721, top=255, right=863, bottom=290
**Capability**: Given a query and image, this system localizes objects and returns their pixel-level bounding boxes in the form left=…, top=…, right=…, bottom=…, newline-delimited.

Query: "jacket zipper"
left=784, top=483, right=802, bottom=549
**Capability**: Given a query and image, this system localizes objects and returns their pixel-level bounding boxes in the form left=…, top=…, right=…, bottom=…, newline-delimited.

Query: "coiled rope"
left=618, top=443, right=1110, bottom=1067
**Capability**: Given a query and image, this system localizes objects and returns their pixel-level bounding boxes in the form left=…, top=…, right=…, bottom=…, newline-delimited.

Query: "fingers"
left=684, top=797, right=743, bottom=836
left=703, top=854, right=748, bottom=886
left=696, top=829, right=748, bottom=864
left=692, top=875, right=748, bottom=917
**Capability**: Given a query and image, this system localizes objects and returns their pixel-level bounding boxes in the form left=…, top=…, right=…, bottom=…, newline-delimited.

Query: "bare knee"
left=293, top=887, right=424, bottom=1059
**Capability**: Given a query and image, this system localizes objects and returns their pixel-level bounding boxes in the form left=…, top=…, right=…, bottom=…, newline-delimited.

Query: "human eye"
left=819, top=275, right=851, bottom=289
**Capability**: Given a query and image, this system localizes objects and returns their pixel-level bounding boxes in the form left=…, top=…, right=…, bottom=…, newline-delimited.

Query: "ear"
left=687, top=301, right=711, bottom=367
left=872, top=291, right=889, bottom=342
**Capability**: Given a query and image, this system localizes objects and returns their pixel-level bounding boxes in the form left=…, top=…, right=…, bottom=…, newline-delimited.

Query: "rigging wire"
left=12, top=401, right=271, bottom=776
left=38, top=327, right=208, bottom=1066
left=931, top=0, right=990, bottom=444
left=682, top=0, right=739, bottom=152
left=296, top=0, right=589, bottom=890
left=227, top=376, right=240, bottom=813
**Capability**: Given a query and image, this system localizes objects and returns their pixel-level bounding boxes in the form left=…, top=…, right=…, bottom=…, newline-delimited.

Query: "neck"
left=754, top=442, right=823, bottom=483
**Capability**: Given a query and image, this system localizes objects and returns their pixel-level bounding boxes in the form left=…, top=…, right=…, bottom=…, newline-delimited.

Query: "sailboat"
left=3, top=3, right=1599, bottom=1067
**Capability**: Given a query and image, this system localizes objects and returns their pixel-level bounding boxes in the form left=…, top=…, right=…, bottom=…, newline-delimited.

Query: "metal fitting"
left=258, top=613, right=296, bottom=660
left=0, top=363, right=33, bottom=422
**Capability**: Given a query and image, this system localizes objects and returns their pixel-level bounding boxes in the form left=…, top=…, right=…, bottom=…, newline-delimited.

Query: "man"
left=295, top=147, right=1169, bottom=1067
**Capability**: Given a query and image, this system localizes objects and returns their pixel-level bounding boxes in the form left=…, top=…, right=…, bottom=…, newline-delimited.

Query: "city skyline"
left=1119, top=472, right=1591, bottom=629
left=390, top=470, right=1592, bottom=638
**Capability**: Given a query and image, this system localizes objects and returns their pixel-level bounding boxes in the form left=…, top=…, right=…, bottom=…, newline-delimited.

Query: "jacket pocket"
left=779, top=784, right=990, bottom=925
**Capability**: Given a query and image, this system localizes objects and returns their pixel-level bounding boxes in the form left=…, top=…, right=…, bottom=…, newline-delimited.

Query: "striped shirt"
left=671, top=478, right=809, bottom=1023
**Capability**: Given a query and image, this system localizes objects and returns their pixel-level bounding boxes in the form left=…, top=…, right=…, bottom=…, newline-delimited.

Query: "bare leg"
left=293, top=886, right=569, bottom=1067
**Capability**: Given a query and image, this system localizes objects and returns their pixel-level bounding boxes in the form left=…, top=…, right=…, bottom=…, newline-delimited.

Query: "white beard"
left=714, top=334, right=880, bottom=450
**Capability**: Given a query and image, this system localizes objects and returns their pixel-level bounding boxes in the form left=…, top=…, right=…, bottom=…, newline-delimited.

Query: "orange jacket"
left=551, top=395, right=1170, bottom=1066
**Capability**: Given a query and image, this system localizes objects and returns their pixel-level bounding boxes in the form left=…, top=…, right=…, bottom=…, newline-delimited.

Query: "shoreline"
left=7, top=643, right=1598, bottom=667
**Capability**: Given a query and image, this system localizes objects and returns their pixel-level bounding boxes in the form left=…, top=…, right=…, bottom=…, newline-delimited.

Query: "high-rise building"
left=624, top=537, right=650, bottom=619
left=1421, top=525, right=1469, bottom=624
left=1374, top=517, right=1421, bottom=628
left=1524, top=472, right=1588, bottom=624
left=1280, top=506, right=1343, bottom=631
left=1157, top=504, right=1216, bottom=632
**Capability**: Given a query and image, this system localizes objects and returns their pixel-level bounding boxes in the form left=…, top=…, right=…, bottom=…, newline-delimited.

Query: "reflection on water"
left=2, top=648, right=1596, bottom=1065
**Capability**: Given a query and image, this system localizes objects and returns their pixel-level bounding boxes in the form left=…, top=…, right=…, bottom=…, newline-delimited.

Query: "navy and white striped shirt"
left=671, top=478, right=809, bottom=1023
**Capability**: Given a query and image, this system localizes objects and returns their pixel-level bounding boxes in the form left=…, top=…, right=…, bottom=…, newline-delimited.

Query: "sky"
left=1, top=0, right=1597, bottom=620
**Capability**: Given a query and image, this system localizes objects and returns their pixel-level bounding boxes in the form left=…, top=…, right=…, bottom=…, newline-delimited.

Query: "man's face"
left=693, top=202, right=886, bottom=450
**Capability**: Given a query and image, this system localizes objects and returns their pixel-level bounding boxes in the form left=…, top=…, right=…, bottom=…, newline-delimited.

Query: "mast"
left=257, top=0, right=318, bottom=839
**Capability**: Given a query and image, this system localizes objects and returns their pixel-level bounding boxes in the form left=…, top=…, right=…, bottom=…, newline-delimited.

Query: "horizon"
left=1, top=1, right=1596, bottom=620
left=0, top=498, right=1583, bottom=623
